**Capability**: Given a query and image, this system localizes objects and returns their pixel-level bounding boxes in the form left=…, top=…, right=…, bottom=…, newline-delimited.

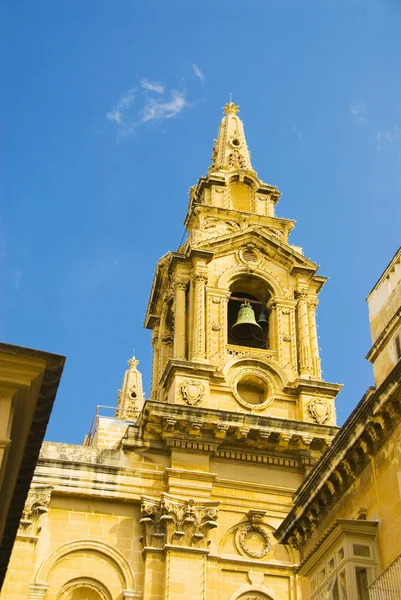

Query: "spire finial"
left=128, top=356, right=139, bottom=369
left=223, top=101, right=240, bottom=116
left=229, top=92, right=232, bottom=103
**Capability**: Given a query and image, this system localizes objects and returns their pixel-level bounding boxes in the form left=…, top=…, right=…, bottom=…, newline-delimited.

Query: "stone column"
left=192, top=272, right=208, bottom=361
left=307, top=298, right=321, bottom=378
left=173, top=278, right=188, bottom=360
left=267, top=299, right=278, bottom=352
left=296, top=292, right=312, bottom=377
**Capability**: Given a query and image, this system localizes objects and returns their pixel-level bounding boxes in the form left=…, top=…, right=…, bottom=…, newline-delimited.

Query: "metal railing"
left=84, top=405, right=117, bottom=446
left=369, top=554, right=401, bottom=599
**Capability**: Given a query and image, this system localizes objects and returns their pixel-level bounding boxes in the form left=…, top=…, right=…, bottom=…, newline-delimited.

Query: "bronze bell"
left=231, top=302, right=262, bottom=340
left=257, top=311, right=268, bottom=327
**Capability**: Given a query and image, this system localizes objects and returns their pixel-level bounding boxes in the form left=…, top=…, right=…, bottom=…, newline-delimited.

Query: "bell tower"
left=144, top=102, right=341, bottom=429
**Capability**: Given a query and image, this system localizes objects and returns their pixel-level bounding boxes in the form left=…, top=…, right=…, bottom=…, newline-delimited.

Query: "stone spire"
left=115, top=357, right=144, bottom=420
left=210, top=102, right=254, bottom=173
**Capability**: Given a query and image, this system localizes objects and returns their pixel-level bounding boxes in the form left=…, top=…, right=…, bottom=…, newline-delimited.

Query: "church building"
left=1, top=104, right=399, bottom=600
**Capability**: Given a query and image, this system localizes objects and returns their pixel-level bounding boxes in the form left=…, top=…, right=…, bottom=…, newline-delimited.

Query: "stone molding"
left=34, top=539, right=136, bottom=591
left=140, top=493, right=219, bottom=550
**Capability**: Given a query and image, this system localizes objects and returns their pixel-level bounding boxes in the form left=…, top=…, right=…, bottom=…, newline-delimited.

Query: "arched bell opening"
left=227, top=277, right=272, bottom=349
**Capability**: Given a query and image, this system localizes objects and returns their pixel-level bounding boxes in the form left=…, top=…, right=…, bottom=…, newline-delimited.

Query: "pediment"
left=191, top=226, right=319, bottom=273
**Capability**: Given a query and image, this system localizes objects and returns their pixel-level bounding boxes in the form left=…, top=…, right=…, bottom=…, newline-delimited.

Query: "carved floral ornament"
left=235, top=510, right=272, bottom=559
left=202, top=217, right=241, bottom=234
left=140, top=494, right=219, bottom=550
left=179, top=379, right=205, bottom=406
left=307, top=398, right=332, bottom=424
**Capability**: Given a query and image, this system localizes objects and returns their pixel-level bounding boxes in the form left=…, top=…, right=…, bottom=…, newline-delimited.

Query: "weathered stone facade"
left=1, top=103, right=346, bottom=600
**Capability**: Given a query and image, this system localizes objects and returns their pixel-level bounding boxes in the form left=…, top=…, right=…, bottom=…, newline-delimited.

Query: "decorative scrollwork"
left=18, top=486, right=52, bottom=539
left=179, top=380, right=205, bottom=406
left=307, top=398, right=332, bottom=424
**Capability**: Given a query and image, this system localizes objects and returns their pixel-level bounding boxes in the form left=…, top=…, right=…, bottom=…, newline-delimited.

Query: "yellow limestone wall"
left=1, top=440, right=305, bottom=600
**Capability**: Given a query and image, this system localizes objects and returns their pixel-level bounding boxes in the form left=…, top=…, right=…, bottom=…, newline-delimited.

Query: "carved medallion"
left=179, top=380, right=205, bottom=406
left=235, top=510, right=271, bottom=559
left=307, top=398, right=332, bottom=424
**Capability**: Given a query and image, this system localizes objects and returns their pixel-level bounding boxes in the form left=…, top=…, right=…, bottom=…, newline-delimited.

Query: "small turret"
left=210, top=102, right=254, bottom=174
left=115, top=357, right=145, bottom=420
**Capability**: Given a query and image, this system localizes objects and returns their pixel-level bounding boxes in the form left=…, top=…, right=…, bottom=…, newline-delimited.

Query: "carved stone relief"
left=140, top=494, right=219, bottom=549
left=18, top=486, right=52, bottom=539
left=235, top=510, right=272, bottom=559
left=179, top=379, right=205, bottom=406
left=307, top=398, right=332, bottom=424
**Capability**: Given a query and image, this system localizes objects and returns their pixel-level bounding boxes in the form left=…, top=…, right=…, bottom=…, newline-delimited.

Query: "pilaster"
left=173, top=277, right=188, bottom=360
left=191, top=267, right=208, bottom=362
left=307, top=297, right=321, bottom=378
left=296, top=291, right=313, bottom=377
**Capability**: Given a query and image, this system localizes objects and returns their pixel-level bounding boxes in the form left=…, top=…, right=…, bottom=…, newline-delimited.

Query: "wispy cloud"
left=141, top=79, right=164, bottom=94
left=350, top=102, right=365, bottom=123
left=141, top=91, right=187, bottom=123
left=106, top=74, right=195, bottom=137
left=192, top=63, right=204, bottom=83
left=106, top=88, right=136, bottom=125
left=376, top=126, right=400, bottom=151
left=11, top=270, right=21, bottom=291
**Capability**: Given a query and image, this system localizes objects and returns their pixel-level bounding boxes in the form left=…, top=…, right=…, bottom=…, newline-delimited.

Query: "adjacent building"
left=0, top=343, right=65, bottom=591
left=276, top=247, right=401, bottom=599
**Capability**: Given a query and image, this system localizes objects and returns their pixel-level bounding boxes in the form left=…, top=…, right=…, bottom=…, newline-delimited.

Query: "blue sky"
left=2, top=0, right=400, bottom=444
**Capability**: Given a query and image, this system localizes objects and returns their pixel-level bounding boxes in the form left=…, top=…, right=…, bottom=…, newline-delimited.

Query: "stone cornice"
left=139, top=401, right=338, bottom=469
left=158, top=359, right=217, bottom=390
left=288, top=378, right=343, bottom=399
left=275, top=361, right=401, bottom=549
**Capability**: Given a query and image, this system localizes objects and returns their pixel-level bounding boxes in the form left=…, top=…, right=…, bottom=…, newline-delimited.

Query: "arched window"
left=57, top=578, right=111, bottom=600
left=227, top=277, right=271, bottom=349
left=66, top=587, right=104, bottom=600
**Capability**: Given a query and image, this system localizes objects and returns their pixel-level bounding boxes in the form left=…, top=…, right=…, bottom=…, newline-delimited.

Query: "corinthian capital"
left=18, top=486, right=52, bottom=538
left=307, top=297, right=319, bottom=309
left=193, top=271, right=208, bottom=284
left=140, top=493, right=219, bottom=549
left=173, top=277, right=188, bottom=291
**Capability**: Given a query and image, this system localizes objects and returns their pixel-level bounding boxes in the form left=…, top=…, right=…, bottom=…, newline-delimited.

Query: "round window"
left=232, top=370, right=274, bottom=410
